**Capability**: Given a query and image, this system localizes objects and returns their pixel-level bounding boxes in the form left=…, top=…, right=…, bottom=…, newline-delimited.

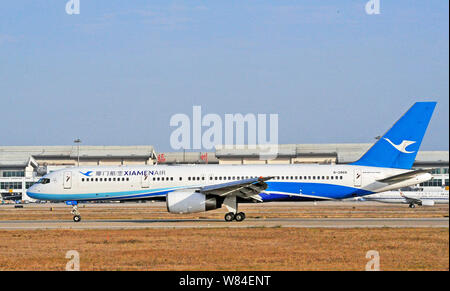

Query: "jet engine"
left=166, top=190, right=223, bottom=214
left=420, top=200, right=435, bottom=206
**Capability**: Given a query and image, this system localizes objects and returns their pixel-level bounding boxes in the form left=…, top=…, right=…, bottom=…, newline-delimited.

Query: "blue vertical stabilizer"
left=351, top=102, right=437, bottom=169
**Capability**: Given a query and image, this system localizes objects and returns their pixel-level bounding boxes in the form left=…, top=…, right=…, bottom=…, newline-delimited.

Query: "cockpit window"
left=38, top=178, right=50, bottom=184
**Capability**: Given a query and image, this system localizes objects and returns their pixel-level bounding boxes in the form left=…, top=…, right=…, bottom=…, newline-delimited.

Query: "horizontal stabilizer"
left=377, top=169, right=432, bottom=184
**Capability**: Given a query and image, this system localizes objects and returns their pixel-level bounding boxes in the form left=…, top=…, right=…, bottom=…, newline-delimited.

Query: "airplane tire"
left=73, top=215, right=81, bottom=222
left=409, top=204, right=415, bottom=208
left=224, top=212, right=235, bottom=222
left=235, top=212, right=245, bottom=222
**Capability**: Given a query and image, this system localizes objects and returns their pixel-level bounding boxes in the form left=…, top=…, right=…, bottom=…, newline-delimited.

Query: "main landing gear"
left=409, top=204, right=416, bottom=209
left=224, top=212, right=246, bottom=222
left=223, top=196, right=246, bottom=222
left=71, top=205, right=82, bottom=222
left=223, top=196, right=245, bottom=222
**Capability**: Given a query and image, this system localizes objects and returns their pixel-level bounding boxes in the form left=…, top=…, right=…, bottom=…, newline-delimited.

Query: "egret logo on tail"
left=383, top=138, right=416, bottom=154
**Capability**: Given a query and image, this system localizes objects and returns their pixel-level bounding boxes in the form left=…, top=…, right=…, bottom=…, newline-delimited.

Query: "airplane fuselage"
left=27, top=164, right=432, bottom=202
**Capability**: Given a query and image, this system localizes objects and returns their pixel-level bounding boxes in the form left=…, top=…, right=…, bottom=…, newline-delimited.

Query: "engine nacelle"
left=420, top=200, right=435, bottom=206
left=166, top=191, right=222, bottom=214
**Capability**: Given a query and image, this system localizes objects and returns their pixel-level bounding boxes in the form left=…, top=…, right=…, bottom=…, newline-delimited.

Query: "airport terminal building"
left=0, top=144, right=448, bottom=201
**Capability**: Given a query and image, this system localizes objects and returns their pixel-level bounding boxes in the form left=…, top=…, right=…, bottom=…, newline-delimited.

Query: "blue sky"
left=0, top=1, right=448, bottom=151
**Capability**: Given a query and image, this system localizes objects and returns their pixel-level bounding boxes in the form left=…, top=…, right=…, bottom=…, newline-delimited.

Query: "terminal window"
left=2, top=171, right=25, bottom=177
left=0, top=182, right=22, bottom=189
left=420, top=179, right=443, bottom=187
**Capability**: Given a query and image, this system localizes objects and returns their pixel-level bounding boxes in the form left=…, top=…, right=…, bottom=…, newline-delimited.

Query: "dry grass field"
left=0, top=202, right=448, bottom=270
left=0, top=227, right=448, bottom=271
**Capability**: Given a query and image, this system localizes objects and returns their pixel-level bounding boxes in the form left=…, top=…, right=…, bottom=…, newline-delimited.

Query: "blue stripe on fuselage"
left=27, top=182, right=373, bottom=202
left=27, top=187, right=181, bottom=201
left=260, top=182, right=373, bottom=201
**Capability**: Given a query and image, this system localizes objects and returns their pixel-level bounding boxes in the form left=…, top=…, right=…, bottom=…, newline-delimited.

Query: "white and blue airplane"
left=358, top=189, right=449, bottom=208
left=27, top=102, right=437, bottom=222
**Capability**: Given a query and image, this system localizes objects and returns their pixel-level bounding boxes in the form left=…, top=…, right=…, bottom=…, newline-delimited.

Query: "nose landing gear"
left=71, top=205, right=81, bottom=222
left=66, top=201, right=81, bottom=222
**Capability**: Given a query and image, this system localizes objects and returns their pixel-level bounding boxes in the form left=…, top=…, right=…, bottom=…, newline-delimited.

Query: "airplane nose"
left=26, top=185, right=39, bottom=199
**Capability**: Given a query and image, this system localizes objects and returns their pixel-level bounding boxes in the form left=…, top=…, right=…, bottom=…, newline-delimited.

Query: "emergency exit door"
left=354, top=169, right=362, bottom=187
left=64, top=172, right=72, bottom=189
left=141, top=174, right=150, bottom=188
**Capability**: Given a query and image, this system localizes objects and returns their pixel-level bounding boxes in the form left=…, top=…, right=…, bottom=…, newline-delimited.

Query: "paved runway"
left=0, top=217, right=447, bottom=230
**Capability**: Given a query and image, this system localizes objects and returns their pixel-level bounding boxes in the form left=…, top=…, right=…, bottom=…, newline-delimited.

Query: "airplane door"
left=64, top=172, right=72, bottom=189
left=354, top=169, right=362, bottom=187
left=141, top=174, right=150, bottom=188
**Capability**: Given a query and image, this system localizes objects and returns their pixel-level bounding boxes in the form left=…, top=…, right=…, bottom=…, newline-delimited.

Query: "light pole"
left=74, top=138, right=81, bottom=167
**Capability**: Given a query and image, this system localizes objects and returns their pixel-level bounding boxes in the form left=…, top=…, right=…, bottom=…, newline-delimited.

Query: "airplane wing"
left=376, top=169, right=431, bottom=184
left=199, top=176, right=274, bottom=201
